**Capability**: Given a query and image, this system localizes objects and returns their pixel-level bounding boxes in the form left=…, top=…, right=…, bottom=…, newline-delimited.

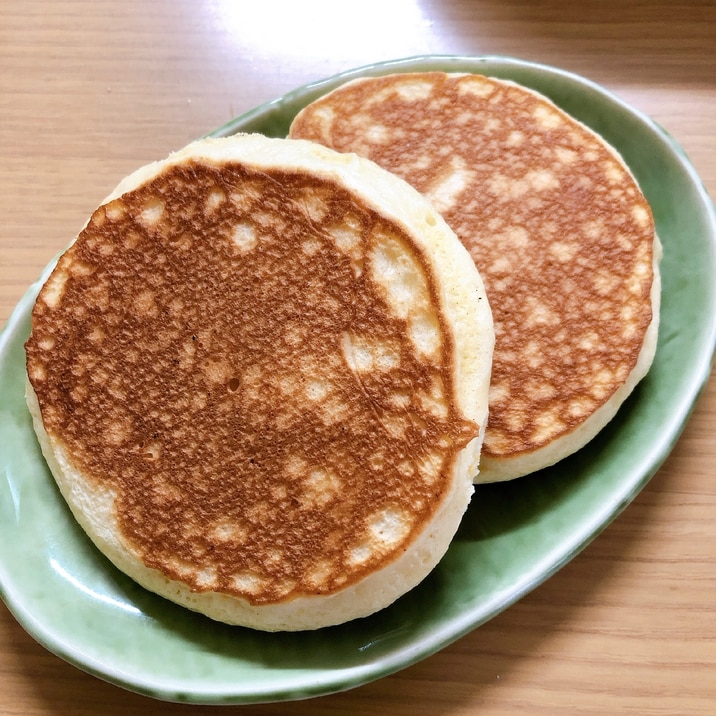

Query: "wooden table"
left=1, top=2, right=714, bottom=714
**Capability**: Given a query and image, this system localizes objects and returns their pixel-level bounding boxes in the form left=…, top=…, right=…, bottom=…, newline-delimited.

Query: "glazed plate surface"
left=1, top=56, right=714, bottom=704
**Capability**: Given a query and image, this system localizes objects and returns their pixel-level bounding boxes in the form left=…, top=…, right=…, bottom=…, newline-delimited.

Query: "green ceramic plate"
left=1, top=56, right=714, bottom=705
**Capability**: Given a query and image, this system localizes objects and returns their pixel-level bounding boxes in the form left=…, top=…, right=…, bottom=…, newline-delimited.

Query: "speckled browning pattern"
left=290, top=72, right=656, bottom=459
left=25, top=159, right=479, bottom=605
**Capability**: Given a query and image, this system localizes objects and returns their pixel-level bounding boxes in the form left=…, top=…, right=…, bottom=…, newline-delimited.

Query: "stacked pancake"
left=290, top=72, right=661, bottom=482
left=25, top=69, right=661, bottom=631
left=25, top=134, right=494, bottom=630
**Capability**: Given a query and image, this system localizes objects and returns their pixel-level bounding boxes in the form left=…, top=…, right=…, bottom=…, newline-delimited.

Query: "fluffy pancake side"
left=25, top=134, right=493, bottom=630
left=289, top=72, right=661, bottom=482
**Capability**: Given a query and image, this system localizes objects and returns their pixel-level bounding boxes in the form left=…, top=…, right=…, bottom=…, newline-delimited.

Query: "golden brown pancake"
left=290, top=72, right=661, bottom=482
left=25, top=134, right=494, bottom=630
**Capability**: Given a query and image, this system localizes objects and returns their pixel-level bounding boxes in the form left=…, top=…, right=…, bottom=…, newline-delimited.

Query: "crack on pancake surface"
left=26, top=159, right=479, bottom=605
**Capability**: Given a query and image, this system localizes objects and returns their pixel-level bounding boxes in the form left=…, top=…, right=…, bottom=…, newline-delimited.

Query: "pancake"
left=289, top=72, right=661, bottom=482
left=24, top=133, right=494, bottom=631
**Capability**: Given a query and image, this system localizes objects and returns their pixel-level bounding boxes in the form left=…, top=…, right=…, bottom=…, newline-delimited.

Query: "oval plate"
left=1, top=55, right=715, bottom=704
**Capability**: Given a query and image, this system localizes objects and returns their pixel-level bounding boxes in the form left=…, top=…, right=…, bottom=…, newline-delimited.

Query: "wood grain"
left=1, top=1, right=714, bottom=713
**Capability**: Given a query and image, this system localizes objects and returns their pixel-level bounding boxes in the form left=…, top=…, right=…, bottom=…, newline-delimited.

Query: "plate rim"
left=1, top=53, right=715, bottom=704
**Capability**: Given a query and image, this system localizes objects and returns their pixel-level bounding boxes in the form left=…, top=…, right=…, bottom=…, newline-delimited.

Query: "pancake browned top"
left=25, top=150, right=481, bottom=607
left=290, top=72, right=657, bottom=474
